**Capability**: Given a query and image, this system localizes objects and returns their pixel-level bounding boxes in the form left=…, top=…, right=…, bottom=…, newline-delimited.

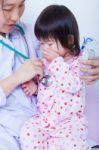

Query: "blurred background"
left=22, top=0, right=99, bottom=41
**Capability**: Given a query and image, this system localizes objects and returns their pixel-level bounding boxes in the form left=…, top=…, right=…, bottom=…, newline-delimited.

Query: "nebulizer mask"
left=80, top=37, right=99, bottom=76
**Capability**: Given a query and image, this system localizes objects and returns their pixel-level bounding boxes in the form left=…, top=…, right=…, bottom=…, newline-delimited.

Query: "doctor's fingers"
left=86, top=80, right=97, bottom=85
left=80, top=74, right=99, bottom=82
left=30, top=58, right=43, bottom=67
left=33, top=66, right=44, bottom=79
left=80, top=66, right=99, bottom=75
left=79, top=58, right=99, bottom=67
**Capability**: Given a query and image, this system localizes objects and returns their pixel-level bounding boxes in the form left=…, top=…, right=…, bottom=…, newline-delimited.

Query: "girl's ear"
left=67, top=34, right=74, bottom=45
left=67, top=34, right=77, bottom=56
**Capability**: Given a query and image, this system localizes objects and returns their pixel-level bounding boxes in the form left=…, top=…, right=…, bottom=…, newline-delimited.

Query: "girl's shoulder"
left=66, top=55, right=80, bottom=65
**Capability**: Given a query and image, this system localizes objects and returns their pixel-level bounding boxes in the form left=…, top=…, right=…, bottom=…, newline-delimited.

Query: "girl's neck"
left=64, top=53, right=73, bottom=61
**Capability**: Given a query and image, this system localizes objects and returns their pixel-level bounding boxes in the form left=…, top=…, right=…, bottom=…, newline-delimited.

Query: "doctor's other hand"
left=79, top=57, right=99, bottom=84
left=14, top=59, right=44, bottom=85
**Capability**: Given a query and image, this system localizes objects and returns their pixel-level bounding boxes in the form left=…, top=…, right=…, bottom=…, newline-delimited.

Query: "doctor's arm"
left=0, top=59, right=43, bottom=97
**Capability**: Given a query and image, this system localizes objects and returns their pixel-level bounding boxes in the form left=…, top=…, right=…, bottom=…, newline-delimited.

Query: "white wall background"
left=22, top=0, right=99, bottom=41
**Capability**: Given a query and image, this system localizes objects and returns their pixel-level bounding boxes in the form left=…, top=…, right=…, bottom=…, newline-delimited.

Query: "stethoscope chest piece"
left=40, top=75, right=53, bottom=87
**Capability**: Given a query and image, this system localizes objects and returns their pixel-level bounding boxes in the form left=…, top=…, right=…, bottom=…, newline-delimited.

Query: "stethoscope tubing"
left=0, top=39, right=28, bottom=60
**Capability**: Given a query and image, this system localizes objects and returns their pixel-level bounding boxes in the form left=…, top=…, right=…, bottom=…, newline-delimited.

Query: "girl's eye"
left=48, top=43, right=53, bottom=46
left=40, top=43, right=44, bottom=45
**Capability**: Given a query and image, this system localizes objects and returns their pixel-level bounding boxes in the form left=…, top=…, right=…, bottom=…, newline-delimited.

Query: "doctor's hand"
left=79, top=57, right=99, bottom=84
left=14, top=59, right=44, bottom=85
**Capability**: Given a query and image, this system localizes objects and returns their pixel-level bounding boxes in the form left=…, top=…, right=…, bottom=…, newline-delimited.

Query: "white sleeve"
left=0, top=36, right=14, bottom=107
left=0, top=87, right=6, bottom=106
left=24, top=23, right=41, bottom=58
left=49, top=57, right=82, bottom=94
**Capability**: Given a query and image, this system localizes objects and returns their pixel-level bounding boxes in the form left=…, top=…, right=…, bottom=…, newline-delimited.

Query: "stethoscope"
left=0, top=24, right=52, bottom=87
left=9, top=24, right=30, bottom=63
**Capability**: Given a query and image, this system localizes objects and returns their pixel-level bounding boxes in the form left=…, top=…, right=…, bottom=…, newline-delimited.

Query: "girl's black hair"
left=34, top=5, right=80, bottom=56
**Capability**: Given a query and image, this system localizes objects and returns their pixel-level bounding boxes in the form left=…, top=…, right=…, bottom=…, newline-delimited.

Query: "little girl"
left=20, top=5, right=91, bottom=150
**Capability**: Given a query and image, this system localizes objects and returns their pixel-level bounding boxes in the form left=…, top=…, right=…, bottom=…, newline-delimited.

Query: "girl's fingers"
left=21, top=83, right=28, bottom=88
left=42, top=50, right=59, bottom=58
left=25, top=91, right=30, bottom=96
left=22, top=87, right=31, bottom=96
left=22, top=87, right=28, bottom=92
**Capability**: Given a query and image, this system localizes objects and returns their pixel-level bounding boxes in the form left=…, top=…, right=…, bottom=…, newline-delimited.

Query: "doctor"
left=0, top=0, right=43, bottom=149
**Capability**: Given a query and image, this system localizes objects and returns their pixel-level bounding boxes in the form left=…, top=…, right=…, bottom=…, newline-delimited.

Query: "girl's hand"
left=21, top=80, right=38, bottom=96
left=42, top=49, right=59, bottom=62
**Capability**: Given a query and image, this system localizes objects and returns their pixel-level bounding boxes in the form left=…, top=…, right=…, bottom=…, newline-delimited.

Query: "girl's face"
left=40, top=38, right=69, bottom=61
left=0, top=0, right=25, bottom=34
